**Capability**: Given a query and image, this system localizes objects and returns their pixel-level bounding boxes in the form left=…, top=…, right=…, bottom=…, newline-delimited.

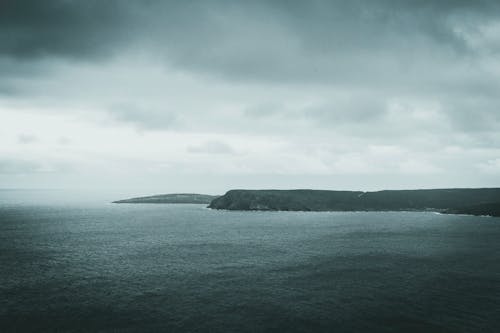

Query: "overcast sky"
left=1, top=0, right=500, bottom=195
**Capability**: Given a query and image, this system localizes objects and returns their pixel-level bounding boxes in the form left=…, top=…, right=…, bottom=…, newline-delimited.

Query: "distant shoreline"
left=113, top=188, right=500, bottom=217
left=113, top=193, right=218, bottom=204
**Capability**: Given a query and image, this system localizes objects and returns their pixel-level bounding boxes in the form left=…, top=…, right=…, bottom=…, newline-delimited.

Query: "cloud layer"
left=1, top=0, right=500, bottom=192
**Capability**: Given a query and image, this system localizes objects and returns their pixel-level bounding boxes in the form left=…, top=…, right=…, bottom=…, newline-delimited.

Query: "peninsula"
left=208, top=188, right=500, bottom=216
left=113, top=193, right=218, bottom=204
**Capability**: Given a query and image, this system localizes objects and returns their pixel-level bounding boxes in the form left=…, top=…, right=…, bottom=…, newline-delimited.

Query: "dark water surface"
left=1, top=191, right=500, bottom=332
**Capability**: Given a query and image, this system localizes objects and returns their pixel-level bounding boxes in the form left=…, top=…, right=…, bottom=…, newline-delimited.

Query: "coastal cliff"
left=208, top=189, right=500, bottom=216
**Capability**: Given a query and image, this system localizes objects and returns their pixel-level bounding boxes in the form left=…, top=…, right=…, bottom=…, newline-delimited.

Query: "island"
left=113, top=193, right=218, bottom=204
left=208, top=188, right=500, bottom=216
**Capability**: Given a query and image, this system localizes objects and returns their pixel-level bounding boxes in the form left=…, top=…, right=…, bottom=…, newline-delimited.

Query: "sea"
left=1, top=190, right=499, bottom=332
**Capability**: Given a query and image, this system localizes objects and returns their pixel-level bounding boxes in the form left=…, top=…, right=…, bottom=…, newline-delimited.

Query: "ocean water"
left=1, top=191, right=500, bottom=332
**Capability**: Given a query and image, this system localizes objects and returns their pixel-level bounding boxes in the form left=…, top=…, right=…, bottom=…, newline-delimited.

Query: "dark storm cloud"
left=2, top=0, right=499, bottom=70
left=0, top=0, right=134, bottom=59
left=142, top=0, right=500, bottom=83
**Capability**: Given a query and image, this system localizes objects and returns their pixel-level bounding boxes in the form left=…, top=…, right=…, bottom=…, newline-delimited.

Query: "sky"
left=1, top=0, right=500, bottom=195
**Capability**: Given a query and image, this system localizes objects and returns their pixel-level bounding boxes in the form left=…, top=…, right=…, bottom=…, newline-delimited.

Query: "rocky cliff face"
left=208, top=189, right=361, bottom=211
left=443, top=202, right=500, bottom=217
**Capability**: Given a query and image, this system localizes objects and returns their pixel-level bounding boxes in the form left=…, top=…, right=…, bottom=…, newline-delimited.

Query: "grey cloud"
left=303, top=98, right=387, bottom=125
left=0, top=158, right=69, bottom=174
left=57, top=137, right=71, bottom=145
left=18, top=134, right=37, bottom=144
left=444, top=96, right=500, bottom=132
left=240, top=97, right=388, bottom=137
left=108, top=104, right=179, bottom=131
left=0, top=56, right=62, bottom=79
left=243, top=103, right=285, bottom=118
left=0, top=82, right=17, bottom=96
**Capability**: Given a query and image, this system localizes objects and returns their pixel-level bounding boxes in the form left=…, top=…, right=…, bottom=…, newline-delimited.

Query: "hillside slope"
left=114, top=193, right=218, bottom=204
left=208, top=189, right=500, bottom=216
